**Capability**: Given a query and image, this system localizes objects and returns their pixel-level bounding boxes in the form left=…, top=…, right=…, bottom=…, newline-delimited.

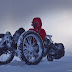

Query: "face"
left=32, top=22, right=38, bottom=28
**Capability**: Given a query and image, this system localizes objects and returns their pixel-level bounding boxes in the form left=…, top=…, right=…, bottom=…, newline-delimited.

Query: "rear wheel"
left=17, top=31, right=44, bottom=65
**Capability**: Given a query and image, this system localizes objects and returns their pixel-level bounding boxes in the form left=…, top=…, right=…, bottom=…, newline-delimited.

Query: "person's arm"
left=39, top=29, right=46, bottom=40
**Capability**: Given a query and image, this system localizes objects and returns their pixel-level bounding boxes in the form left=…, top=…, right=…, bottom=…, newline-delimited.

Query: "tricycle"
left=0, top=28, right=65, bottom=65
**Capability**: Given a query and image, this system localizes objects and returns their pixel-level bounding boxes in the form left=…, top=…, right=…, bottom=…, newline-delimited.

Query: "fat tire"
left=0, top=51, right=14, bottom=65
left=17, top=31, right=44, bottom=65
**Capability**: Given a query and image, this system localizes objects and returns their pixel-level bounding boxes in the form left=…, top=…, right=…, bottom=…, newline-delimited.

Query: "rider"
left=29, top=17, right=46, bottom=40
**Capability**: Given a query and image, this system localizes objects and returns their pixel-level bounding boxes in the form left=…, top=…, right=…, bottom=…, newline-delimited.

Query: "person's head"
left=31, top=17, right=42, bottom=29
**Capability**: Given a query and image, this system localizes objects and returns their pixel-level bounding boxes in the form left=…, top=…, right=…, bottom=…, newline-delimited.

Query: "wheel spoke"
left=32, top=37, right=37, bottom=46
left=33, top=51, right=39, bottom=58
left=33, top=44, right=39, bottom=52
left=25, top=51, right=33, bottom=60
left=24, top=38, right=29, bottom=46
left=23, top=50, right=29, bottom=55
left=27, top=52, right=36, bottom=61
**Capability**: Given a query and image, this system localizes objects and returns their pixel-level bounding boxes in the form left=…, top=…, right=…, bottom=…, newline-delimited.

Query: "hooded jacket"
left=29, top=17, right=46, bottom=40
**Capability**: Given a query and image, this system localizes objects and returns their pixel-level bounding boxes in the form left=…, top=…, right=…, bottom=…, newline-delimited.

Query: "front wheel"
left=0, top=49, right=14, bottom=65
left=17, top=31, right=44, bottom=65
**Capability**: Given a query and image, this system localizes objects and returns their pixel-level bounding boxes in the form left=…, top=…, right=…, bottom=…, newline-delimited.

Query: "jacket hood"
left=32, top=17, right=42, bottom=29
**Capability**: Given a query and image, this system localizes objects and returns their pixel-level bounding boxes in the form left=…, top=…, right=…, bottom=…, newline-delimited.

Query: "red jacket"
left=29, top=28, right=46, bottom=40
left=29, top=17, right=46, bottom=40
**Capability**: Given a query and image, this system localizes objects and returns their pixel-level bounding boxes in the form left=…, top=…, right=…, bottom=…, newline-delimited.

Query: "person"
left=29, top=17, right=46, bottom=40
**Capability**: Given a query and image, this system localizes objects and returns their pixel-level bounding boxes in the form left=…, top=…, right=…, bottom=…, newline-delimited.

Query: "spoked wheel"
left=17, top=31, right=43, bottom=65
left=0, top=49, right=14, bottom=65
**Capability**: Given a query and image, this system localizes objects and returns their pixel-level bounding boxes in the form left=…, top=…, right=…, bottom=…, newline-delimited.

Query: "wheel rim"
left=23, top=34, right=42, bottom=62
left=0, top=50, right=12, bottom=62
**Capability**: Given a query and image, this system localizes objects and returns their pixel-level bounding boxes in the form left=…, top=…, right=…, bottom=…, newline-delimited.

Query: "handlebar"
left=46, top=35, right=52, bottom=38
